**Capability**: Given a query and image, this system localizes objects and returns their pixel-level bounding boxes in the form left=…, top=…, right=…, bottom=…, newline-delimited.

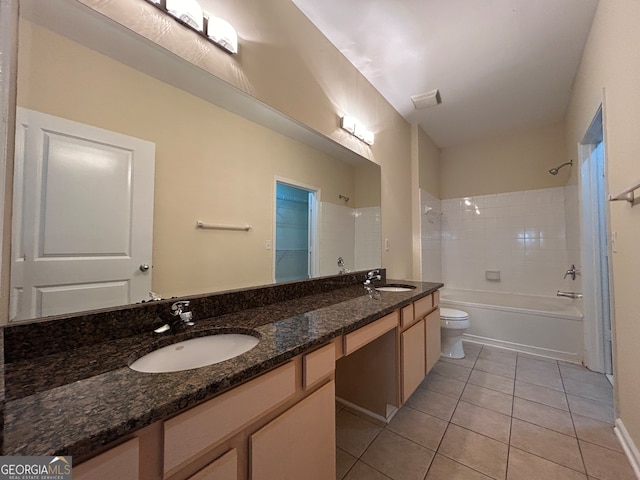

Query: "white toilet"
left=440, top=308, right=470, bottom=359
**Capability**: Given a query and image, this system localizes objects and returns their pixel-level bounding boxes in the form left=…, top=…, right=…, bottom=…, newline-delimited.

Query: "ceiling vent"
left=411, top=89, right=442, bottom=110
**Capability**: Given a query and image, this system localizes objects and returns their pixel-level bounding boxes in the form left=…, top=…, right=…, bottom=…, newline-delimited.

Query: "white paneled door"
left=11, top=108, right=155, bottom=321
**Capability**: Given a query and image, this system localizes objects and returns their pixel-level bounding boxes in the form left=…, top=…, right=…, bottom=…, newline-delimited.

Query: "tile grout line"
left=423, top=345, right=494, bottom=480
left=559, top=361, right=590, bottom=477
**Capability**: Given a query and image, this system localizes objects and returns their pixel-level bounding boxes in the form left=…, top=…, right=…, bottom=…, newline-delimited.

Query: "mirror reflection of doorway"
left=275, top=181, right=317, bottom=283
left=11, top=108, right=155, bottom=321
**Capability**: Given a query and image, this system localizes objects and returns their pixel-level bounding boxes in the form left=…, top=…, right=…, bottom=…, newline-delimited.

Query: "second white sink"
left=376, top=284, right=416, bottom=292
left=130, top=334, right=259, bottom=373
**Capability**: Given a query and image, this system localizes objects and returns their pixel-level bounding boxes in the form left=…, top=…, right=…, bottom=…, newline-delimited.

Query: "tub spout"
left=556, top=291, right=583, bottom=299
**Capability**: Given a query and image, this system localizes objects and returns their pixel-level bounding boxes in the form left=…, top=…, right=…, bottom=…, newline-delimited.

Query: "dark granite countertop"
left=2, top=278, right=442, bottom=457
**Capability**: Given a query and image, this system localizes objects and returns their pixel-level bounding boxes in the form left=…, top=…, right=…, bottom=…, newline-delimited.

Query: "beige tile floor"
left=336, top=342, right=637, bottom=480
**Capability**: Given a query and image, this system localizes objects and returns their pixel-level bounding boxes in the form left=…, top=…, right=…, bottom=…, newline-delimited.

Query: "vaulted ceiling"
left=291, top=0, right=599, bottom=147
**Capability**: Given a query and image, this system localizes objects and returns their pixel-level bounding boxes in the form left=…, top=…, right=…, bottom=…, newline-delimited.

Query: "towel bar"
left=196, top=221, right=252, bottom=231
left=609, top=180, right=640, bottom=205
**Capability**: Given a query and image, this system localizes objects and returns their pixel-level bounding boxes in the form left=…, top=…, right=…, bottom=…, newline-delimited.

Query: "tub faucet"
left=337, top=257, right=350, bottom=275
left=563, top=264, right=579, bottom=281
left=556, top=291, right=583, bottom=299
left=154, top=300, right=195, bottom=333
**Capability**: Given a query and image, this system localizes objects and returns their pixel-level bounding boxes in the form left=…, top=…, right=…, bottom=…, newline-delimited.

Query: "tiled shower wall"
left=439, top=187, right=576, bottom=296
left=318, top=203, right=381, bottom=276
left=354, top=206, right=382, bottom=272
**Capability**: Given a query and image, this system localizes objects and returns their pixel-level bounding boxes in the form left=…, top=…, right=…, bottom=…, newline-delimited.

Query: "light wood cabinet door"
left=250, top=381, right=335, bottom=480
left=74, top=438, right=139, bottom=480
left=187, top=449, right=237, bottom=480
left=425, top=309, right=441, bottom=374
left=164, top=362, right=296, bottom=476
left=401, top=319, right=426, bottom=403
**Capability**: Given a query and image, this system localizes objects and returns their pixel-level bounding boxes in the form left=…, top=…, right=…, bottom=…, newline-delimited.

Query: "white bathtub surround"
left=419, top=189, right=442, bottom=282
left=318, top=203, right=381, bottom=276
left=440, top=289, right=583, bottom=363
left=441, top=187, right=575, bottom=297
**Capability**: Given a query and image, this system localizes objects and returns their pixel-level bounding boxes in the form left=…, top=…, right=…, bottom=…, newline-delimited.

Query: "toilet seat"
left=440, top=308, right=469, bottom=321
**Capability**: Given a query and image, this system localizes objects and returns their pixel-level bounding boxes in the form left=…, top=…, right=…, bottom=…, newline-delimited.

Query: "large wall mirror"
left=10, top=0, right=381, bottom=322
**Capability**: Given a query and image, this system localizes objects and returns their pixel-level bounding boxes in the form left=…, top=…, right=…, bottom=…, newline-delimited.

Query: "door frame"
left=578, top=103, right=614, bottom=375
left=273, top=176, right=320, bottom=283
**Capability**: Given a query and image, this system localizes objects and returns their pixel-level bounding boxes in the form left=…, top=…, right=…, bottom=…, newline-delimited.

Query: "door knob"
left=139, top=264, right=150, bottom=272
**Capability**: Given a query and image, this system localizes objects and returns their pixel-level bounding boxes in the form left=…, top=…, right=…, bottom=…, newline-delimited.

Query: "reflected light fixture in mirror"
left=166, top=0, right=204, bottom=32
left=207, top=16, right=238, bottom=54
left=146, top=0, right=238, bottom=54
left=340, top=115, right=374, bottom=146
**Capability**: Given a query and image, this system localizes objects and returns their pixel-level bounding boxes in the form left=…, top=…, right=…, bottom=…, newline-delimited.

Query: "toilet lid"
left=440, top=308, right=469, bottom=320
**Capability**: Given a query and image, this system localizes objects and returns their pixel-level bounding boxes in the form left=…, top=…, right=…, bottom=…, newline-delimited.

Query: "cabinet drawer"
left=433, top=290, right=440, bottom=307
left=400, top=303, right=416, bottom=329
left=164, top=362, right=296, bottom=475
left=304, top=342, right=336, bottom=389
left=74, top=438, right=138, bottom=480
left=188, top=449, right=237, bottom=480
left=414, top=294, right=434, bottom=319
left=344, top=311, right=398, bottom=356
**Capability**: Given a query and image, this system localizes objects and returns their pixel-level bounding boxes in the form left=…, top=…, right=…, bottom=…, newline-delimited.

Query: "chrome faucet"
left=337, top=257, right=350, bottom=275
left=563, top=264, right=579, bottom=281
left=556, top=291, right=583, bottom=299
left=154, top=300, right=195, bottom=333
left=364, top=270, right=381, bottom=299
left=365, top=269, right=382, bottom=283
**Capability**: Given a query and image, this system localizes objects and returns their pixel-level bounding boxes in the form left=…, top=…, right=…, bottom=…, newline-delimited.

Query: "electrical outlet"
left=384, top=238, right=390, bottom=251
left=265, top=240, right=272, bottom=250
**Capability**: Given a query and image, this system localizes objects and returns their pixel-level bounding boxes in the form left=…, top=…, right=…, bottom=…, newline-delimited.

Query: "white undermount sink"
left=129, top=334, right=259, bottom=373
left=376, top=284, right=416, bottom=292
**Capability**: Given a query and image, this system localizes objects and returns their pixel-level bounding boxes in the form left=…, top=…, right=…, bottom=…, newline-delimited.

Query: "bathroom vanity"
left=2, top=272, right=442, bottom=479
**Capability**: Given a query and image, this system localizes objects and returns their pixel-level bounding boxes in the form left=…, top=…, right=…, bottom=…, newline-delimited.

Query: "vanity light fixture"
left=340, top=115, right=374, bottom=146
left=144, top=0, right=238, bottom=55
left=207, top=16, right=238, bottom=54
left=166, top=0, right=204, bottom=32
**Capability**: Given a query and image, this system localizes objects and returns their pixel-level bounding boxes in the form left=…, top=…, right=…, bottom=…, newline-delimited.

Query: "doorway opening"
left=579, top=106, right=613, bottom=377
left=274, top=181, right=318, bottom=283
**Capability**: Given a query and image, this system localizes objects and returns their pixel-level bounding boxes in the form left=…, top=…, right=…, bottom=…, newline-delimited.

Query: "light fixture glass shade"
left=340, top=115, right=356, bottom=134
left=362, top=130, right=375, bottom=146
left=166, top=0, right=204, bottom=32
left=340, top=115, right=373, bottom=145
left=207, top=16, right=238, bottom=54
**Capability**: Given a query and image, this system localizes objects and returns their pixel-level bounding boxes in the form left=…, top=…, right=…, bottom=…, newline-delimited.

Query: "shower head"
left=548, top=160, right=573, bottom=175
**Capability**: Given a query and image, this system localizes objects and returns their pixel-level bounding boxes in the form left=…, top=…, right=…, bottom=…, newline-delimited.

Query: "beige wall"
left=76, top=0, right=414, bottom=281
left=566, top=0, right=640, bottom=453
left=411, top=125, right=441, bottom=278
left=417, top=128, right=441, bottom=199
left=440, top=121, right=568, bottom=199
left=17, top=21, right=364, bottom=297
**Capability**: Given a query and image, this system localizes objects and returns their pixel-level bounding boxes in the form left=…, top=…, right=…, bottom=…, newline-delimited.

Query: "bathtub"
left=440, top=289, right=584, bottom=363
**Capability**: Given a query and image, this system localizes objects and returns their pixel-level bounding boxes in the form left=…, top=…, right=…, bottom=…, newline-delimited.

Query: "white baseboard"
left=615, top=418, right=640, bottom=479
